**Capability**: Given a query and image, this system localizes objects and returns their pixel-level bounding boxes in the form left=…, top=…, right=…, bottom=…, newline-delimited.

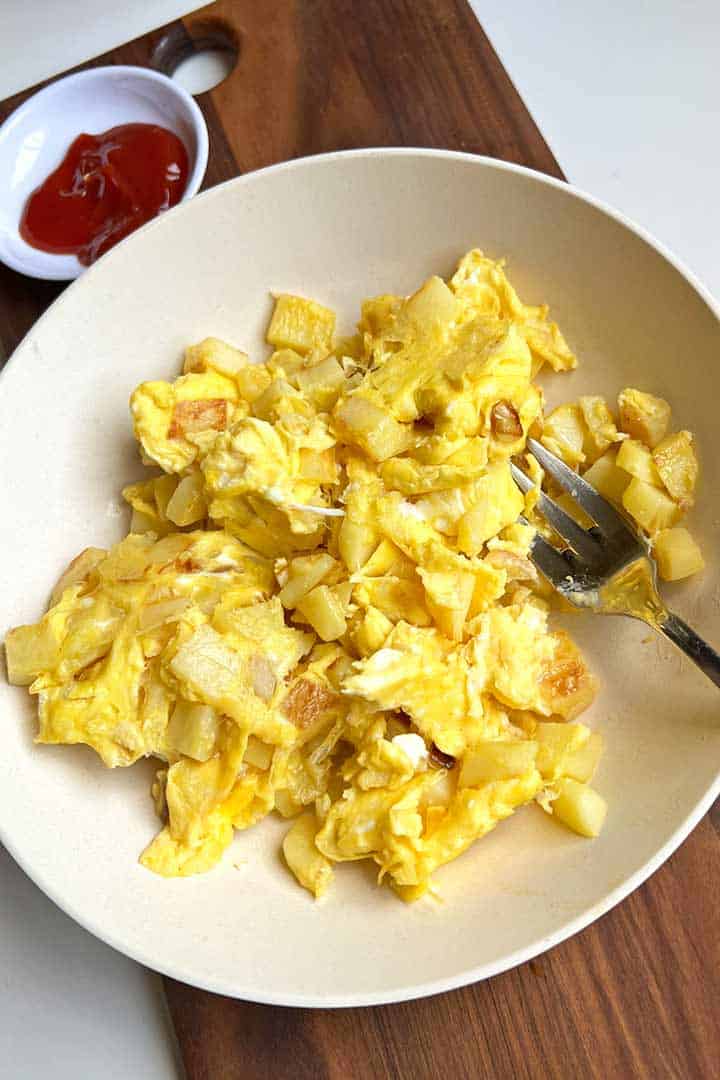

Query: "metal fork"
left=512, top=437, right=720, bottom=689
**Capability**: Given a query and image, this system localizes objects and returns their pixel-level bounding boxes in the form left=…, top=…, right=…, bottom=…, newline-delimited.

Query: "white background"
left=1, top=1, right=719, bottom=1077
left=474, top=0, right=720, bottom=299
left=0, top=1, right=201, bottom=102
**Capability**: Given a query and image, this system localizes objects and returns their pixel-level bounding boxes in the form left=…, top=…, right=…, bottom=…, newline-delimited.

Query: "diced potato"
left=360, top=539, right=417, bottom=580
left=296, top=584, right=347, bottom=641
left=295, top=356, right=346, bottom=409
left=459, top=740, right=538, bottom=787
left=95, top=534, right=154, bottom=581
left=244, top=735, right=274, bottom=771
left=563, top=731, right=603, bottom=783
left=169, top=624, right=297, bottom=748
left=267, top=294, right=336, bottom=355
left=420, top=769, right=456, bottom=810
left=278, top=553, right=337, bottom=608
left=352, top=606, right=394, bottom=656
left=616, top=439, right=662, bottom=486
left=235, top=364, right=272, bottom=404
left=420, top=569, right=475, bottom=641
left=541, top=404, right=587, bottom=467
left=622, top=477, right=681, bottom=534
left=467, top=562, right=507, bottom=618
left=5, top=620, right=62, bottom=685
left=170, top=624, right=240, bottom=699
left=325, top=653, right=355, bottom=691
left=166, top=471, right=207, bottom=526
left=444, top=438, right=489, bottom=471
left=183, top=337, right=248, bottom=376
left=551, top=778, right=607, bottom=837
left=249, top=653, right=277, bottom=701
left=413, top=487, right=468, bottom=536
left=353, top=577, right=432, bottom=626
left=581, top=447, right=630, bottom=504
left=138, top=597, right=189, bottom=631
left=298, top=447, right=337, bottom=484
left=653, top=527, right=705, bottom=581
left=579, top=395, right=619, bottom=463
left=535, top=722, right=591, bottom=780
left=166, top=701, right=220, bottom=761
left=267, top=348, right=308, bottom=378
left=456, top=464, right=524, bottom=554
left=153, top=475, right=178, bottom=519
left=652, top=431, right=698, bottom=508
left=358, top=294, right=403, bottom=337
left=275, top=789, right=302, bottom=819
left=49, top=547, right=106, bottom=606
left=123, top=476, right=176, bottom=536
left=282, top=813, right=333, bottom=898
left=330, top=580, right=354, bottom=611
left=404, top=276, right=460, bottom=333
left=338, top=517, right=379, bottom=573
left=251, top=378, right=304, bottom=422
left=618, top=388, right=670, bottom=448
left=123, top=477, right=166, bottom=520
left=130, top=508, right=159, bottom=535
left=334, top=395, right=414, bottom=462
left=145, top=534, right=191, bottom=565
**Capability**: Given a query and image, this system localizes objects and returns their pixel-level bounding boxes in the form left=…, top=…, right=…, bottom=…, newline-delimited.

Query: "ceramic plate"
left=1, top=150, right=719, bottom=1006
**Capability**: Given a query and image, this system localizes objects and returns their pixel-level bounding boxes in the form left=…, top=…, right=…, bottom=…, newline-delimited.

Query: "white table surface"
left=2, top=2, right=719, bottom=1077
left=473, top=0, right=720, bottom=301
left=0, top=1, right=201, bottom=102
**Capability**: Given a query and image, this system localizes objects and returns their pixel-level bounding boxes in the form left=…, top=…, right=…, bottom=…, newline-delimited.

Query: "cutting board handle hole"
left=151, top=18, right=241, bottom=95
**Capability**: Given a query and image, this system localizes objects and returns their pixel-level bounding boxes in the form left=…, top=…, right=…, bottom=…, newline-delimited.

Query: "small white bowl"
left=0, top=66, right=208, bottom=280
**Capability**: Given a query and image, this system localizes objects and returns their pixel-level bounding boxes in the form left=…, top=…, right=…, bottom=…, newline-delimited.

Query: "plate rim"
left=2, top=146, right=719, bottom=1007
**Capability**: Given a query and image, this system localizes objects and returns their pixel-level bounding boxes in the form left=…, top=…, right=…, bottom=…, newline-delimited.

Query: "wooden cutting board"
left=1, top=3, right=718, bottom=1076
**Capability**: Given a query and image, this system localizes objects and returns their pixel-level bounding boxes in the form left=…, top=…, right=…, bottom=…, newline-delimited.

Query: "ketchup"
left=20, top=123, right=189, bottom=266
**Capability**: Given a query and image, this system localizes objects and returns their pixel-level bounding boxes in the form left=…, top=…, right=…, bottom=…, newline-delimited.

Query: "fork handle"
left=660, top=612, right=720, bottom=689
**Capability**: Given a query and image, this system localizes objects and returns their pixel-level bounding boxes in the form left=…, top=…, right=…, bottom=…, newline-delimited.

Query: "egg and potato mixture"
left=6, top=250, right=703, bottom=901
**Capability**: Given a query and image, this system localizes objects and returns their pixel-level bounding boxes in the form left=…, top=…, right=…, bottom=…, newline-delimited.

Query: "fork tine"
left=522, top=525, right=584, bottom=596
left=509, top=462, right=535, bottom=497
left=510, top=462, right=604, bottom=564
left=525, top=437, right=630, bottom=538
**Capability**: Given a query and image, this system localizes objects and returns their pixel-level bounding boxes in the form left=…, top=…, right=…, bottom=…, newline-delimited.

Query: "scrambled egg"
left=13, top=249, right=653, bottom=903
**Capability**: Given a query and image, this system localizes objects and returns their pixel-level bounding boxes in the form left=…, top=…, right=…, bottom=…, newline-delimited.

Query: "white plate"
left=1, top=149, right=719, bottom=1006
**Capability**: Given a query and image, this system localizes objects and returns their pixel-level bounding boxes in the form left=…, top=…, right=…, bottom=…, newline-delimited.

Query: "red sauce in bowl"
left=20, top=123, right=189, bottom=266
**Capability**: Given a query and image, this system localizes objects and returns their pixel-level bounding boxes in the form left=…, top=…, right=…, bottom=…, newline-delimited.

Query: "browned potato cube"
left=653, top=527, right=704, bottom=581
left=183, top=337, right=248, bottom=376
left=581, top=447, right=630, bottom=504
left=616, top=438, right=662, bottom=486
left=618, top=388, right=670, bottom=448
left=334, top=396, right=414, bottom=461
left=579, top=395, right=619, bottom=463
left=267, top=294, right=335, bottom=355
left=622, top=477, right=681, bottom=534
left=652, top=430, right=698, bottom=508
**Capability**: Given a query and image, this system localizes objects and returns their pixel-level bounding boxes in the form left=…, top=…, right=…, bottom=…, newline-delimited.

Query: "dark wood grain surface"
left=166, top=818, right=720, bottom=1080
left=1, top=2, right=718, bottom=1077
